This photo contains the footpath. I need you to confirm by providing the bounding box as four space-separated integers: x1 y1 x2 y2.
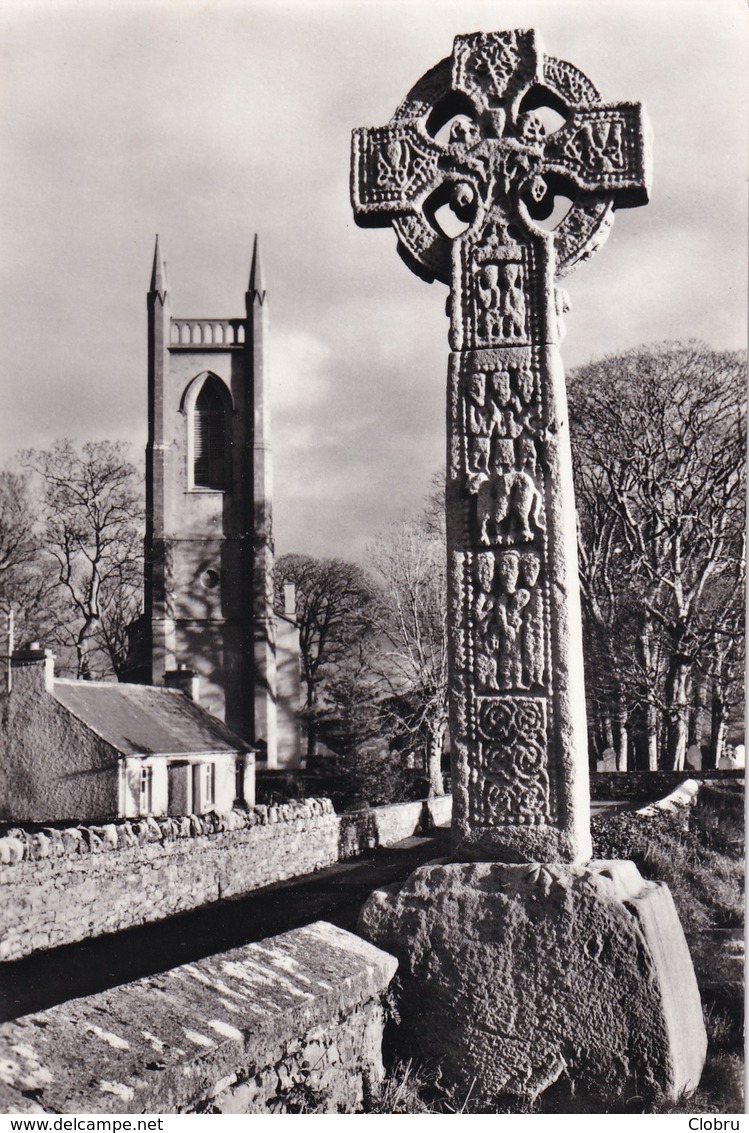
0 800 632 1024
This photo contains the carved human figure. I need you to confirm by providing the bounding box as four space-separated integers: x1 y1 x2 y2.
492 438 516 474
604 121 624 171
489 369 512 410
486 370 521 444
494 551 530 689
517 436 539 476
476 265 504 340
474 552 499 690
376 138 408 188
514 367 534 405
466 371 489 435
519 551 545 687
500 264 526 339
468 436 491 481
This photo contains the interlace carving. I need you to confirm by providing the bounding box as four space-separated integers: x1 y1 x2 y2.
474 696 551 824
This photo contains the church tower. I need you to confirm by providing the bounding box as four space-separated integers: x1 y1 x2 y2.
138 236 283 764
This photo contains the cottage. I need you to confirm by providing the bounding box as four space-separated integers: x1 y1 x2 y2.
0 645 254 824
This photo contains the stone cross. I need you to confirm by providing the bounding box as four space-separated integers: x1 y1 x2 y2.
352 30 651 863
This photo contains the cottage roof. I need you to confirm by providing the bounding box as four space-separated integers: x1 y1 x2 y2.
52 680 248 757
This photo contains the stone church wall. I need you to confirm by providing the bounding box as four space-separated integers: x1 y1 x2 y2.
275 614 302 768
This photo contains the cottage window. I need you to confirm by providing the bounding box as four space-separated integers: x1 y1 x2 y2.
192 761 216 813
139 765 153 814
203 762 216 808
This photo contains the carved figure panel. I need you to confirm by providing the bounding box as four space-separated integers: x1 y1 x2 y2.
462 362 543 495
473 472 544 546
474 259 528 346
472 549 546 693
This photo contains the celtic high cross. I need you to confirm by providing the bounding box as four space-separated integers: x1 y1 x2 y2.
352 30 651 862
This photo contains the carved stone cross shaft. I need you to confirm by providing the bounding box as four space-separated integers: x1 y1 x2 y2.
352 30 651 862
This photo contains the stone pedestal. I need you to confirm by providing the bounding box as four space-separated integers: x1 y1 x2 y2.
359 861 706 1107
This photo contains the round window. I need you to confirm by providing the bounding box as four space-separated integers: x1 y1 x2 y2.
201 569 220 590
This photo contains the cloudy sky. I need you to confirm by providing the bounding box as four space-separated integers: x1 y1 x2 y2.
0 0 746 561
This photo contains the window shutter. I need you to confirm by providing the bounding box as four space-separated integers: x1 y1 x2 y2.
193 378 229 489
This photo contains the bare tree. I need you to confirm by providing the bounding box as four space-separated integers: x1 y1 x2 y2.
368 515 448 796
274 553 375 759
23 440 144 679
0 469 61 666
569 341 746 770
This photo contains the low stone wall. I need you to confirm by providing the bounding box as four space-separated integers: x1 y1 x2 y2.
0 800 338 961
338 794 452 860
591 769 743 801
0 795 453 962
0 921 398 1114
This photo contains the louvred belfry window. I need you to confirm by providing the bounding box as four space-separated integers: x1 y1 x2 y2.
193 377 229 489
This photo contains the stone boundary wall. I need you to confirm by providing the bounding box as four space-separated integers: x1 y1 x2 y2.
0 800 339 961
0 795 453 962
338 794 452 859
590 769 743 801
0 921 398 1115
635 778 701 816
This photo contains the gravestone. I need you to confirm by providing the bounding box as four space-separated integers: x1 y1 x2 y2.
352 30 707 1106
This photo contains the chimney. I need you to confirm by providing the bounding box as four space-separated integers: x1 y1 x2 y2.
10 643 55 694
283 581 296 622
164 664 200 702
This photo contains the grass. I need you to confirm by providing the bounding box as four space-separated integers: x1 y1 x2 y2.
367 782 745 1114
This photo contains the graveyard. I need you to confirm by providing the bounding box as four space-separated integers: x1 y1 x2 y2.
0 3 746 1120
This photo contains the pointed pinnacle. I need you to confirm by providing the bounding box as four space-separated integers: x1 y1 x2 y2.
248 234 267 303
150 235 167 293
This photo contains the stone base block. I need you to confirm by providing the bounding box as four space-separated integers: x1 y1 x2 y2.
359 860 706 1107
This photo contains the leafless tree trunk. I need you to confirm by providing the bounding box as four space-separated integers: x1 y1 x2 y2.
368 517 449 797
570 341 746 772
23 440 143 679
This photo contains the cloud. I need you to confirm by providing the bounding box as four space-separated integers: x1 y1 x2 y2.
269 330 333 414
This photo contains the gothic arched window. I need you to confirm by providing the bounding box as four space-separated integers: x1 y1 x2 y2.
193 376 230 489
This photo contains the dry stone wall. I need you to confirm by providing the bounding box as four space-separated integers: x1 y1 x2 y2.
338 795 453 859
0 921 397 1115
0 795 453 961
590 769 742 802
0 800 338 961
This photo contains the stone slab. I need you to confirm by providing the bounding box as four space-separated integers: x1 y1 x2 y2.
359 860 706 1106
0 921 398 1114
